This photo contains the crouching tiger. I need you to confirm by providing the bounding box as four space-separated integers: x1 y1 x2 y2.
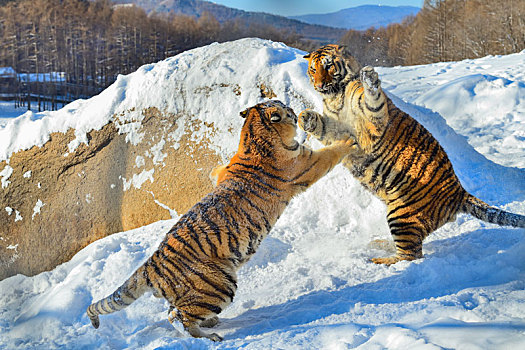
86 100 357 341
300 44 525 265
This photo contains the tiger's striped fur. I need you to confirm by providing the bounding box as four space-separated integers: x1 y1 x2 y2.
300 44 525 265
86 100 356 341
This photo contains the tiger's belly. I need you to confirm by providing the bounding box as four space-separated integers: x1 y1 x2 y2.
347 156 390 201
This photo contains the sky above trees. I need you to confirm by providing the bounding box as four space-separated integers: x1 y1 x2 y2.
211 0 423 16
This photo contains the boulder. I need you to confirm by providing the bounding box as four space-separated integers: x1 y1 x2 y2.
0 108 223 279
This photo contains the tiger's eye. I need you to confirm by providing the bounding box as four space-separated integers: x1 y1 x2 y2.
270 112 281 122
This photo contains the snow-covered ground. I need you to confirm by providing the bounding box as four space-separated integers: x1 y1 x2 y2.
0 39 524 349
0 101 27 126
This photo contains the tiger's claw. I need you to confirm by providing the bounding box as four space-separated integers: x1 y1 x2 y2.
298 109 320 133
360 66 380 94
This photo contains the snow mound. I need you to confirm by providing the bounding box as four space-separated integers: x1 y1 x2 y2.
0 38 320 162
0 40 524 349
415 74 525 168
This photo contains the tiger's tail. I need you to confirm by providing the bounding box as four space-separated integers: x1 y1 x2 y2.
463 194 525 228
87 265 149 329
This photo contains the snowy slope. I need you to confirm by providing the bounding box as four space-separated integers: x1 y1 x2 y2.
0 39 524 349
376 53 525 169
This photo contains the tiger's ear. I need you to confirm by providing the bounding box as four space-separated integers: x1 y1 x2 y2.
303 52 311 59
240 108 249 118
337 45 352 60
338 46 362 77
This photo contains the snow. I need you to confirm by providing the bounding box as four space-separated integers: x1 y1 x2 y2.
0 101 27 126
149 139 167 166
0 164 13 188
0 39 524 349
14 210 23 222
0 67 16 77
122 168 155 191
31 199 45 220
17 72 66 83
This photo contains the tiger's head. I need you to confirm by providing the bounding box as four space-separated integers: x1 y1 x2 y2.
304 44 362 96
210 100 300 185
238 100 299 159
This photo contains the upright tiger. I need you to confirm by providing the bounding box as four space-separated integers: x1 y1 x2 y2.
86 100 356 341
299 44 525 265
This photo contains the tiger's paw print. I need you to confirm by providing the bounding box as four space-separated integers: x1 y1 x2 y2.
360 66 380 95
298 109 320 133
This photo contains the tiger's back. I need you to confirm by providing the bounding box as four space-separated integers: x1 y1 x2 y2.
86 100 354 341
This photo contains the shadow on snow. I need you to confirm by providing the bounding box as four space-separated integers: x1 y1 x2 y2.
219 227 525 340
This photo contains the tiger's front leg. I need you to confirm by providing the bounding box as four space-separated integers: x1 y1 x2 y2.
360 66 381 97
298 109 363 162
360 66 385 114
299 109 354 145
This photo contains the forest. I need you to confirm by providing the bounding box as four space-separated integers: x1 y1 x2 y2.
344 0 525 66
0 0 523 111
0 0 301 110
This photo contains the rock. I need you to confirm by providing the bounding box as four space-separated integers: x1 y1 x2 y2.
0 107 222 279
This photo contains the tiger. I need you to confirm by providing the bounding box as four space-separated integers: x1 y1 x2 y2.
299 44 525 265
86 100 357 341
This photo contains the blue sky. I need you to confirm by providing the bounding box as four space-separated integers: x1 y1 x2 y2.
210 0 423 16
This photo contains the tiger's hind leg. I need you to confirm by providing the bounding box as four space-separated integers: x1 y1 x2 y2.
371 214 426 265
168 307 223 341
167 260 237 341
200 316 219 328
168 305 219 329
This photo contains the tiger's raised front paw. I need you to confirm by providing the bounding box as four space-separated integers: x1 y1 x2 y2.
298 109 320 133
360 66 380 94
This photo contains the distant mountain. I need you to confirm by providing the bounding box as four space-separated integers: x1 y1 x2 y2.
290 5 420 30
112 0 346 43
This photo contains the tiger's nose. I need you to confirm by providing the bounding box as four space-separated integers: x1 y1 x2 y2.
315 82 324 89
